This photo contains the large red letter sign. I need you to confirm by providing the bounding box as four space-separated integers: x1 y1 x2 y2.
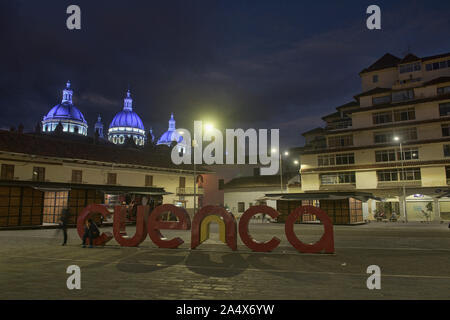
191 205 237 251
113 205 149 247
284 205 334 253
238 205 281 252
147 204 191 249
77 204 113 246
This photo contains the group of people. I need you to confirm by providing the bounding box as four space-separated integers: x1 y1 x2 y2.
59 208 100 247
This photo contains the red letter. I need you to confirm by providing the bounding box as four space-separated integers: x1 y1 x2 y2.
77 204 113 246
284 205 334 253
191 205 237 251
238 205 280 252
113 205 149 247
148 204 191 248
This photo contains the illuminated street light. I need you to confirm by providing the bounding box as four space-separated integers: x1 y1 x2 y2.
394 136 408 223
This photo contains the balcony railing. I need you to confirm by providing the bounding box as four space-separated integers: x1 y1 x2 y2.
176 187 204 195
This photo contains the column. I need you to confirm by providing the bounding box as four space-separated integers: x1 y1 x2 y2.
433 198 441 221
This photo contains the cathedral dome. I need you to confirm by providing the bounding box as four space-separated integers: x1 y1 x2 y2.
42 81 88 136
110 110 145 130
108 90 146 146
44 103 87 124
157 113 186 153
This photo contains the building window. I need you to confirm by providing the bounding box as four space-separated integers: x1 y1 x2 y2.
437 86 450 95
426 60 449 71
446 166 450 179
399 62 421 73
1 164 14 180
145 175 153 187
392 89 414 102
107 173 117 185
394 107 415 121
395 128 418 141
400 148 419 160
375 148 418 162
377 168 421 182
32 167 45 182
327 135 353 148
372 95 391 105
442 124 450 137
374 131 394 144
318 155 335 166
319 154 356 166
238 202 245 213
439 103 450 117
218 179 224 190
375 149 396 162
444 145 450 157
43 191 69 224
372 75 378 83
71 170 82 183
320 172 355 185
372 111 392 124
179 177 186 188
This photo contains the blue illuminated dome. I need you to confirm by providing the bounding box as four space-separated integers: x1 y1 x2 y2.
42 81 88 135
157 113 186 152
108 90 146 146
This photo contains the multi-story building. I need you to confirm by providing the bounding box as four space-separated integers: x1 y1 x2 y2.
299 52 450 222
0 129 208 228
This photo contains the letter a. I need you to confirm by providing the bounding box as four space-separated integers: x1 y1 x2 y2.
366 5 381 30
366 265 381 290
66 265 81 290
66 5 81 30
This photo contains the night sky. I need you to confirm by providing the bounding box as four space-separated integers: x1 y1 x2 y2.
1 0 449 149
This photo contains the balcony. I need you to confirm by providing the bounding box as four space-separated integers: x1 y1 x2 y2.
176 187 204 196
325 120 352 131
377 181 421 188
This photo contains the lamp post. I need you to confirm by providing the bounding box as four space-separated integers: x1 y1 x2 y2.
192 138 197 217
394 136 408 223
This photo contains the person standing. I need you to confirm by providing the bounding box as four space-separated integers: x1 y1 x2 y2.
59 208 70 246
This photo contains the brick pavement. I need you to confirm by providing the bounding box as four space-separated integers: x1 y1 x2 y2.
0 222 449 300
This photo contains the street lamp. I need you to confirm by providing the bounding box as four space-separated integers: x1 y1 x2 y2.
193 123 214 216
394 136 408 223
273 149 290 193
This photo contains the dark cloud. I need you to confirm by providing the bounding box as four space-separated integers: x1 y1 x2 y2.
0 0 449 147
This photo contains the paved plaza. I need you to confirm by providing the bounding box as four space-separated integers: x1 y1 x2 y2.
0 221 449 300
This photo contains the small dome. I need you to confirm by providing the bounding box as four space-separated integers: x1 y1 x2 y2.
157 130 183 145
157 113 184 146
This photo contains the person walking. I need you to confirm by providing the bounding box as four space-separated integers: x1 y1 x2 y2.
59 208 70 246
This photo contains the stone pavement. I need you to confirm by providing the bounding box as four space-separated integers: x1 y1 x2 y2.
0 221 449 300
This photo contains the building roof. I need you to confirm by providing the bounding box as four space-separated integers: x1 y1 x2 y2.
224 173 297 189
422 76 450 87
422 52 450 62
399 53 420 64
321 111 340 121
354 87 391 99
301 127 324 136
360 53 401 74
0 130 208 173
336 101 359 111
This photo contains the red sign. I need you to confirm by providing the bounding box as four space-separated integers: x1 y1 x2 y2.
77 204 334 254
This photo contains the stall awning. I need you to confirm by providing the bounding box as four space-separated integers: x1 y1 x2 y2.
263 192 380 202
0 180 170 196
